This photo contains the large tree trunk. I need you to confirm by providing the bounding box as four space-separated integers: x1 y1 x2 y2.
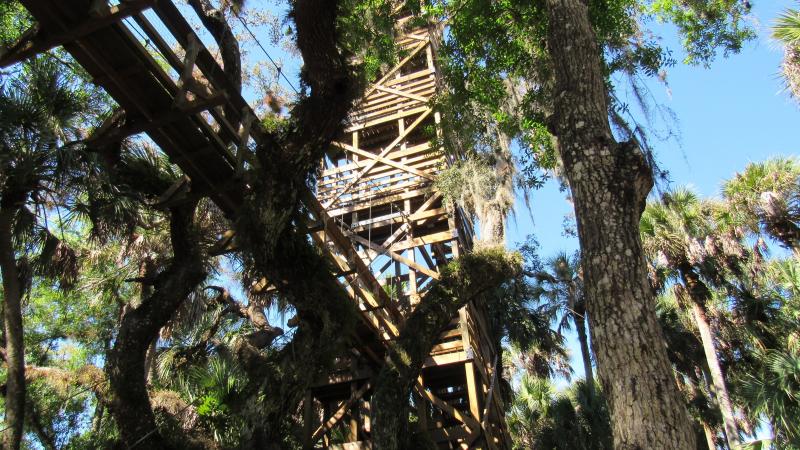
679 264 740 449
0 205 25 450
105 201 207 450
573 307 595 393
371 248 519 450
224 1 369 444
542 0 696 447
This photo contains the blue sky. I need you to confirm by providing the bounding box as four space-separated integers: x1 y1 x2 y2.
508 1 800 383
514 0 800 254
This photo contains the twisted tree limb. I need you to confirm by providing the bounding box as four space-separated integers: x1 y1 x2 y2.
371 248 521 450
105 199 207 450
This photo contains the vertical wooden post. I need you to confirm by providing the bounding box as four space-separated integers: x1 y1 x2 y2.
303 390 314 450
416 376 428 432
406 198 418 306
322 402 331 448
361 396 371 434
352 131 359 162
465 362 481 430
349 382 360 442
461 309 481 423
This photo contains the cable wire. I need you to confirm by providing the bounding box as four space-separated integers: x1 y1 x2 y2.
235 15 299 94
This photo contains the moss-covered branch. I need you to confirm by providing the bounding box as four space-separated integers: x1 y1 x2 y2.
371 247 522 450
105 200 207 450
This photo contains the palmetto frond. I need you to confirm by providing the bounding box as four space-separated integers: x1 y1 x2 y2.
773 8 800 46
741 348 800 446
723 157 800 248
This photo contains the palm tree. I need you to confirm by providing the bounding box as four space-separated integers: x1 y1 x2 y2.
641 188 742 449
738 257 800 448
529 252 595 395
656 289 727 450
773 5 800 101
0 56 96 449
508 374 611 450
723 157 800 251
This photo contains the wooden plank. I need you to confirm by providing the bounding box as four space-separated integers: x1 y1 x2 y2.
351 207 445 233
347 105 430 132
326 108 433 208
415 383 481 432
390 230 457 253
350 233 440 280
320 142 434 179
361 39 428 99
422 350 468 368
0 0 155 67
430 340 464 355
332 142 434 180
88 95 228 146
464 361 482 428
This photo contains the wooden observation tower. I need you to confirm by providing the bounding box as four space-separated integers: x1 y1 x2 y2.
305 16 510 450
0 1 509 448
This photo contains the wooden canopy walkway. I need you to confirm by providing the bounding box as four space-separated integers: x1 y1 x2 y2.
1 1 510 448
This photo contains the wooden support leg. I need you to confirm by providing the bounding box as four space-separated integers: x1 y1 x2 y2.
322 402 331 449
416 376 428 432
349 382 359 442
465 362 481 424
361 397 371 435
303 391 314 450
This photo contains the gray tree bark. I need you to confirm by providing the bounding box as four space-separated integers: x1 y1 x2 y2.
0 204 25 450
542 0 696 447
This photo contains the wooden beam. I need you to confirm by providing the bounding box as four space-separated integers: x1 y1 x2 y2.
0 0 155 68
375 84 429 103
464 361 482 428
333 142 434 181
478 355 500 450
88 95 227 146
350 233 440 280
303 190 399 320
390 229 457 253
311 382 371 444
303 391 314 450
324 108 432 208
361 39 428 99
414 382 481 432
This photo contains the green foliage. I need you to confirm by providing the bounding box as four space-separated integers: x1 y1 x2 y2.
432 0 754 191
509 375 612 450
637 164 800 446
337 0 397 80
773 6 800 45
646 0 755 65
0 0 30 46
741 345 800 448
722 157 800 249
